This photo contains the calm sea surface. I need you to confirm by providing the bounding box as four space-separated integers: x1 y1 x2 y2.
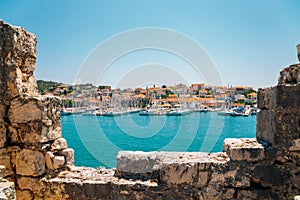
61 112 256 168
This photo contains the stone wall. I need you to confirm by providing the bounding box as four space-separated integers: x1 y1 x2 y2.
0 20 299 199
0 20 74 199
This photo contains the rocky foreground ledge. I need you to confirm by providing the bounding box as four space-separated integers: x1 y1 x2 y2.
0 20 299 199
30 146 265 199
23 136 298 199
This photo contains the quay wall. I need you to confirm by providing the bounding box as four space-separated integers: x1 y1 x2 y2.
0 20 299 200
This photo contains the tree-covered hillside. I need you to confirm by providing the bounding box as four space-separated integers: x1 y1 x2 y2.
37 80 61 94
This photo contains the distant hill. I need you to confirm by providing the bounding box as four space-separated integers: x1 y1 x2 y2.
37 80 61 94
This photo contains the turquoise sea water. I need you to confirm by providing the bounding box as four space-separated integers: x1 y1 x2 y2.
61 112 256 168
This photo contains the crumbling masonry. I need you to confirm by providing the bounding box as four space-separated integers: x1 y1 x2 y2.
0 21 299 200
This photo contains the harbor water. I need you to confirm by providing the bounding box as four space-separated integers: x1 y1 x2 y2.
61 112 256 168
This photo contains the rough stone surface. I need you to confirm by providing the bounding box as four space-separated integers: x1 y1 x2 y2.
45 151 55 170
0 165 5 177
257 86 300 148
0 153 10 178
0 20 74 199
0 165 15 200
45 151 65 170
0 20 38 105
159 162 199 186
8 98 42 123
290 139 300 151
0 147 19 178
0 121 6 148
257 78 300 150
223 138 264 162
257 85 300 111
117 151 228 173
0 180 15 200
16 190 33 200
8 95 62 146
16 149 45 176
59 148 74 166
116 151 229 182
52 156 65 169
278 63 300 85
1 20 300 200
17 177 40 192
51 138 68 152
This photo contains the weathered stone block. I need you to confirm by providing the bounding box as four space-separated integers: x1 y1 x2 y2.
117 151 228 174
0 165 5 177
222 188 236 199
59 148 74 166
223 138 264 162
8 96 62 145
256 109 276 145
289 139 300 151
53 156 65 169
17 177 40 191
16 190 33 200
275 84 300 109
117 151 229 184
45 151 65 170
253 165 291 187
43 123 62 142
45 151 55 170
160 162 198 186
257 86 277 110
9 122 62 147
204 187 236 200
0 121 6 148
210 168 250 188
0 105 5 125
0 154 12 178
117 151 162 174
16 149 45 176
237 190 257 200
290 151 300 165
196 171 209 188
258 84 300 110
293 168 300 189
51 138 68 152
0 147 20 177
8 95 61 124
8 98 42 123
278 64 300 85
257 108 300 147
0 180 16 200
0 21 38 101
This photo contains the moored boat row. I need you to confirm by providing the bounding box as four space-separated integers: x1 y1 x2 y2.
61 106 258 117
217 106 258 117
166 109 193 116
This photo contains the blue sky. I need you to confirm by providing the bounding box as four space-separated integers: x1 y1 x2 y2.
1 0 299 89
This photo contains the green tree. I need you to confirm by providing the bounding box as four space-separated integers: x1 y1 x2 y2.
243 89 256 98
165 89 174 97
37 80 60 94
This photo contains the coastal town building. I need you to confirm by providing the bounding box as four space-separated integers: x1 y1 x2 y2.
38 80 257 110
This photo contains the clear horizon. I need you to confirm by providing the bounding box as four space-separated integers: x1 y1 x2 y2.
1 1 299 90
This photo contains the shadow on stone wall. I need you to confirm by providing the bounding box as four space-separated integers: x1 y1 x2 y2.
0 20 299 200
